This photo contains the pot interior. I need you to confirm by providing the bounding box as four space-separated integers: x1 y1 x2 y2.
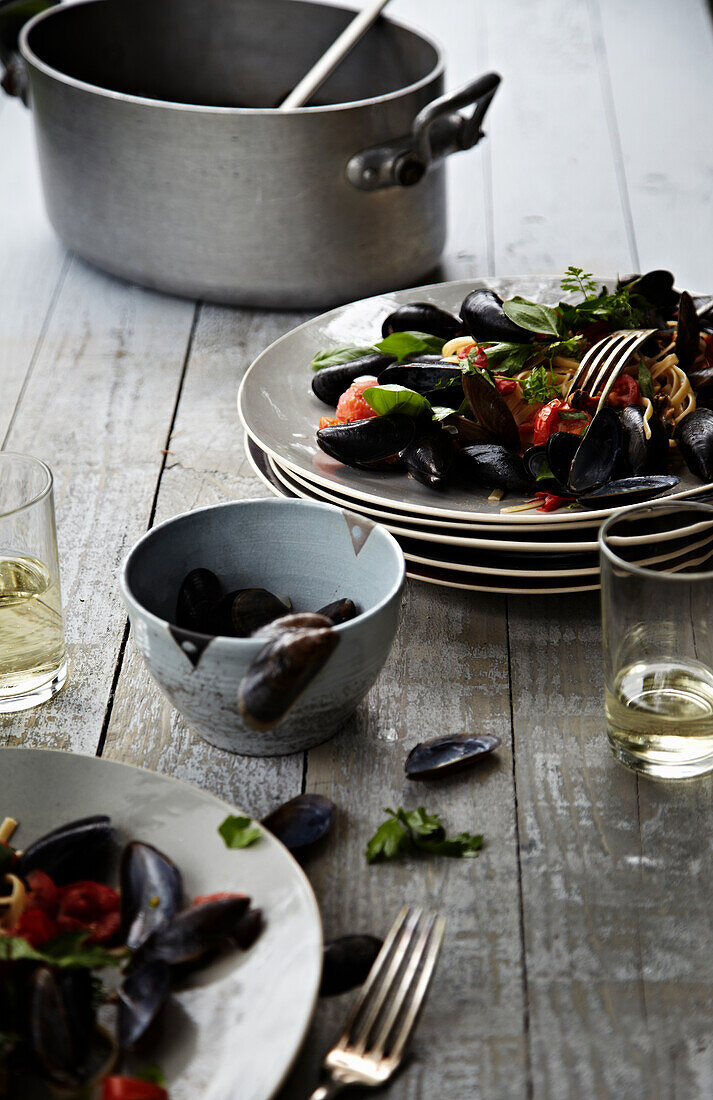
25 0 440 108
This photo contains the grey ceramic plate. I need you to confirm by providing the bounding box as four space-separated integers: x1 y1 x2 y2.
0 749 322 1100
238 275 710 526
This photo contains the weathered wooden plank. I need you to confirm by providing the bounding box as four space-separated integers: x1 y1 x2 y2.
0 99 68 442
0 259 194 751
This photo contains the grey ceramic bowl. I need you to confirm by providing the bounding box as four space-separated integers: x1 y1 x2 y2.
120 498 405 755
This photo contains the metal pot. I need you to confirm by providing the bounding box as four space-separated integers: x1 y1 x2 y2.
2 0 499 307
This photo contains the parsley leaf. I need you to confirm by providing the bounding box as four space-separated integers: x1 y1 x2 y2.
560 266 599 298
502 297 564 337
218 814 262 849
310 345 376 371
374 331 444 361
521 365 560 404
366 807 483 864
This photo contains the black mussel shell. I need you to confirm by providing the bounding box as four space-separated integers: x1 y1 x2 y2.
377 363 464 396
694 296 713 334
121 841 184 953
422 383 467 410
675 291 701 374
317 415 415 468
263 793 336 854
143 895 250 965
238 627 339 731
311 354 394 407
175 568 222 632
316 598 358 625
674 408 713 481
381 303 463 341
17 816 114 885
118 959 171 1049
402 428 454 489
230 907 265 950
213 587 290 638
30 966 95 1088
320 935 383 997
625 270 679 316
252 612 333 640
522 445 560 494
460 288 532 344
405 733 501 780
546 431 581 490
447 415 494 445
568 408 620 495
577 475 679 509
462 371 520 450
620 405 669 475
457 444 531 492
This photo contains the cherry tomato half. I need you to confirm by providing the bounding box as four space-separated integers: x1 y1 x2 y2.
607 374 640 408
102 1076 168 1100
532 400 591 447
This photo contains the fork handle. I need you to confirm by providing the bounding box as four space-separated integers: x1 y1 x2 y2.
309 1080 347 1099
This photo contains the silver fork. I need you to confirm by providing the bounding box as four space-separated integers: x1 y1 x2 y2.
309 906 446 1099
565 328 657 410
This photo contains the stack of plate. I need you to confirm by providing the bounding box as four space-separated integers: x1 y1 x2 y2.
238 277 711 595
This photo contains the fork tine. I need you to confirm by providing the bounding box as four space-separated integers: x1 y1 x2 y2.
369 910 437 1059
386 913 446 1064
593 329 657 411
566 331 630 396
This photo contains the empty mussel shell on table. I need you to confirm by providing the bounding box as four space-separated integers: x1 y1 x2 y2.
213 587 290 638
238 627 339 731
252 612 334 641
457 444 531 492
402 427 454 489
405 733 502 779
381 302 464 341
567 408 621 495
460 288 532 343
118 959 171 1049
262 794 336 855
320 935 383 996
317 414 416 468
142 895 250 966
675 408 713 481
577 475 680 509
16 816 114 885
175 568 223 633
316 598 358 625
462 370 520 450
120 841 184 953
620 405 669 475
311 354 395 407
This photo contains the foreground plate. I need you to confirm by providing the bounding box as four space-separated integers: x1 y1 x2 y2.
238 275 710 526
1 749 322 1100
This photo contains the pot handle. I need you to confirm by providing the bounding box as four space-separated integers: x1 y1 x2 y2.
0 0 58 101
346 71 501 191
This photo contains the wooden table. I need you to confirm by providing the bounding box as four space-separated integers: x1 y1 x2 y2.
2 1 713 1096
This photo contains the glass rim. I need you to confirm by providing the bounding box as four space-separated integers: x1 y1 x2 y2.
0 452 54 519
599 499 713 582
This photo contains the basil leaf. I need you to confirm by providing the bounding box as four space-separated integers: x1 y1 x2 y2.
558 411 588 421
536 458 555 482
0 932 123 970
218 814 262 849
502 296 563 336
362 385 432 418
138 1065 168 1088
310 345 376 371
374 331 444 362
638 360 655 400
483 342 535 374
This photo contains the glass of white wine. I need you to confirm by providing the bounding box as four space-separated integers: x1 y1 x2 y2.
0 453 66 712
600 499 713 779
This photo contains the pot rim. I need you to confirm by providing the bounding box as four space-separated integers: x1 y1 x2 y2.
20 0 445 115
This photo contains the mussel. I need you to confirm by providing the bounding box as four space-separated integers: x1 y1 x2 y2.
16 815 114 885
118 960 171 1049
381 303 463 341
376 362 464 395
546 431 581 489
620 270 679 317
460 289 532 344
402 427 454 489
675 291 701 374
252 612 333 640
674 408 713 481
317 414 416 469
120 841 184 953
238 626 339 731
230 907 265 950
311 354 394 407
577 475 679 509
262 793 336 855
316 598 358 625
620 405 669 475
175 568 222 632
567 408 621 495
213 587 290 637
405 733 502 780
320 935 383 996
30 966 95 1088
462 371 520 450
142 894 250 966
457 444 531 492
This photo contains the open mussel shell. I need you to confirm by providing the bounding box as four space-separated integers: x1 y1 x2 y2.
238 627 339 731
675 291 701 374
522 442 571 496
620 405 669 475
462 371 520 450
381 302 463 341
674 408 713 481
262 793 336 855
213 587 290 638
175 568 222 632
30 966 95 1088
577 475 679 509
457 444 531 492
405 733 502 780
460 288 532 344
118 959 171 1049
317 414 415 468
546 432 580 489
402 427 454 489
17 816 114 885
316 598 358 625
320 934 383 997
311 354 394 407
142 894 250 965
376 363 464 396
567 408 621 495
121 841 184 953
446 414 494 445
230 907 265 950
252 612 333 641
620 269 679 316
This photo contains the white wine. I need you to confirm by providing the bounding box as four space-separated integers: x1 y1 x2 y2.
606 659 713 778
0 555 66 709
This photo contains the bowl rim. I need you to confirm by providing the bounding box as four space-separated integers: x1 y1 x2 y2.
119 497 406 648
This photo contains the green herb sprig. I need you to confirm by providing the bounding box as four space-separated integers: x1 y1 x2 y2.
218 815 262 849
366 806 483 864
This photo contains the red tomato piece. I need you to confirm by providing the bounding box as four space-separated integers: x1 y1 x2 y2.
56 880 121 944
607 374 640 408
457 342 478 359
318 416 340 430
494 375 518 394
26 870 60 916
334 378 379 423
537 493 569 513
101 1076 168 1100
11 907 58 948
532 399 591 446
193 891 247 906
